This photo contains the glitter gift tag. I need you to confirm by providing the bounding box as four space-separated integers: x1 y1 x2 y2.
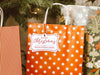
29 33 60 52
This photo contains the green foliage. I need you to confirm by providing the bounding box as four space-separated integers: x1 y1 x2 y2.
88 0 96 3
0 0 75 30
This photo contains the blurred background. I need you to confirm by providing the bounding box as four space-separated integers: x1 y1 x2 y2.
0 0 100 75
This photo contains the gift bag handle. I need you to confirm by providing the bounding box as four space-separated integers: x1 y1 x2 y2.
0 7 3 27
43 3 69 35
0 7 3 75
43 3 67 24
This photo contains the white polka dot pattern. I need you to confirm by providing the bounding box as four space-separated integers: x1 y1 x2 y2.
26 23 85 75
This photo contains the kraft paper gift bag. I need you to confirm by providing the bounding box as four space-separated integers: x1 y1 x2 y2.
26 3 85 75
0 7 22 75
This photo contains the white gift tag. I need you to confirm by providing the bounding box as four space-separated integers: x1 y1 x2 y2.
29 33 60 52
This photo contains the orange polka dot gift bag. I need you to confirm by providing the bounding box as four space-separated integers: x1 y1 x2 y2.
26 3 85 75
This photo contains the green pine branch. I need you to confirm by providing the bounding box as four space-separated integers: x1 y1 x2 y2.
0 0 75 30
